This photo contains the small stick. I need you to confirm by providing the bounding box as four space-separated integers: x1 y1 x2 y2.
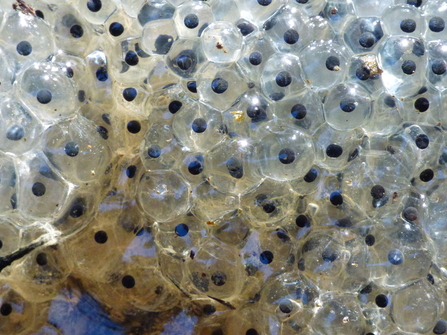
12 0 36 16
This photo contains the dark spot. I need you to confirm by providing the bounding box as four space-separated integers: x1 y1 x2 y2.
371 185 385 199
304 168 318 182
125 51 139 66
211 78 228 94
297 257 305 271
31 182 46 197
414 97 429 112
415 134 429 149
87 0 102 12
211 271 227 286
122 275 135 288
375 294 388 308
384 95 396 108
427 273 435 285
402 60 416 75
275 71 292 87
96 126 108 140
175 223 189 237
94 230 108 244
330 191 343 206
336 218 352 227
356 65 370 80
188 160 203 175
126 165 137 178
255 194 276 213
296 215 310 228
403 207 418 221
184 14 199 29
420 169 434 182
37 90 52 104
365 234 375 246
348 148 359 162
246 105 266 121
78 90 86 102
278 148 295 164
276 229 290 243
434 320 447 334
359 32 376 48
407 0 422 6
283 29 299 44
192 118 207 133
340 97 356 112
123 88 137 102
177 54 193 71
109 22 124 36
148 144 161 158
226 157 243 179
257 0 272 5
322 248 337 262
36 10 44 19
260 251 274 264
326 56 340 71
432 60 447 75
6 125 24 141
16 41 32 56
291 104 307 119
388 249 404 265
65 142 79 157
70 25 84 38
65 67 74 78
237 22 255 36
0 303 12 316
430 17 445 32
187 81 197 93
36 252 48 266
400 19 416 33
203 304 216 315
360 284 372 294
154 34 174 54
326 144 343 158
168 101 182 114
127 120 141 134
96 67 108 81
279 299 293 314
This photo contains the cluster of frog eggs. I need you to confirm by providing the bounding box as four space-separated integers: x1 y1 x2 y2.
3 0 447 334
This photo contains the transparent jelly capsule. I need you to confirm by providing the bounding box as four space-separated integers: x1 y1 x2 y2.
290 0 327 17
263 6 310 53
351 0 390 17
173 1 214 38
211 0 240 23
240 227 295 282
273 88 324 133
382 5 425 37
313 124 364 171
241 179 296 225
17 154 69 220
0 96 42 155
197 62 248 110
399 85 441 125
141 19 177 55
392 279 440 333
312 294 365 335
8 246 69 303
348 54 384 93
0 218 21 258
323 0 356 33
0 48 13 93
424 0 447 42
261 53 305 102
378 36 427 98
237 0 284 26
363 91 402 136
178 152 206 185
0 284 36 335
222 89 274 140
54 5 92 57
201 21 243 63
212 210 251 246
154 214 208 257
0 154 17 215
324 82 373 131
75 0 117 25
427 41 447 91
41 116 112 183
14 61 79 122
256 127 315 181
137 1 175 26
146 56 178 91
186 240 244 299
205 138 262 195
166 38 206 80
300 41 349 91
343 17 384 54
191 180 239 222
172 101 224 152
0 12 54 68
138 170 190 223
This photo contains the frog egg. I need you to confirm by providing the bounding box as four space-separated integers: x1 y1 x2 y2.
178 152 206 185
323 0 357 33
323 82 373 131
141 19 177 56
75 0 117 25
205 138 262 196
0 96 42 155
186 240 244 299
16 153 69 221
256 127 315 181
263 6 310 53
427 40 447 91
300 40 350 91
14 61 79 122
343 17 384 54
382 5 425 37
378 36 427 98
173 1 214 38
0 12 54 68
54 5 93 57
363 91 403 136
172 102 225 152
424 0 447 42
41 116 112 183
261 53 305 102
137 1 175 27
201 21 243 63
138 170 190 223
